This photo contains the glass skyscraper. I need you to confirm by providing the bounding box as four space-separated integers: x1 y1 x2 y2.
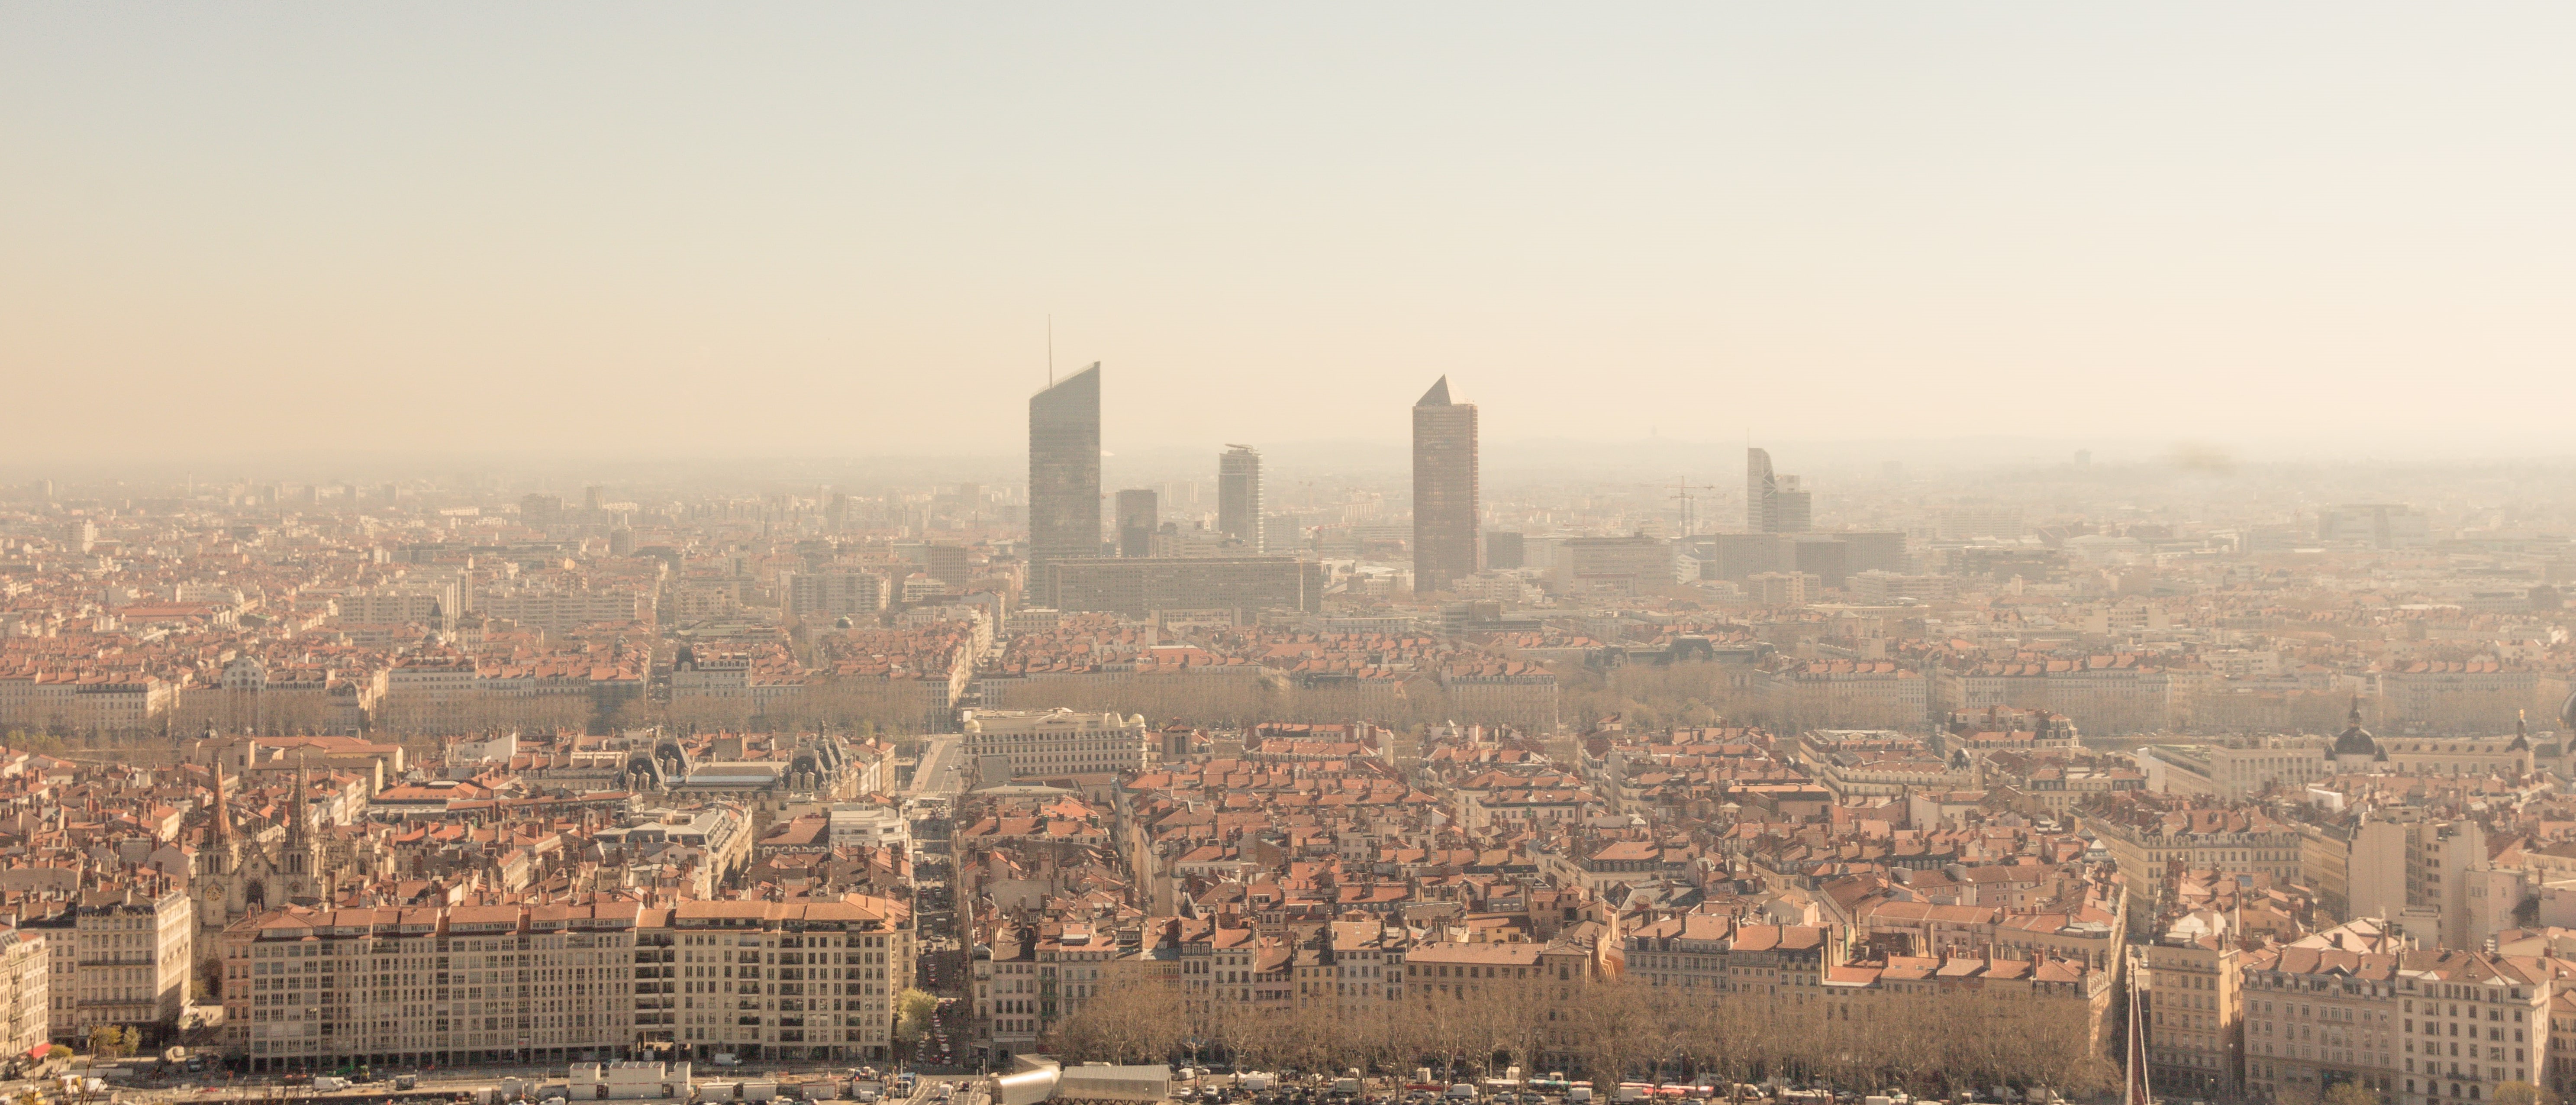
1028 363 1102 566
1748 446 1811 533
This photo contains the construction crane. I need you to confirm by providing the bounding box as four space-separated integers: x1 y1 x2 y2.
1668 477 1722 537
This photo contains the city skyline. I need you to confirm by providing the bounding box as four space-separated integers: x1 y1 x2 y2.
16 5 2576 1097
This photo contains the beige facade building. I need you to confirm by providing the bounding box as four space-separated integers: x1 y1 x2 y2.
32 886 193 1042
477 591 655 632
2140 920 2245 1100
0 925 49 1057
2137 738 2332 800
0 673 177 736
663 899 915 1063
961 709 1152 781
217 897 912 1072
1762 662 1929 732
2242 924 2552 1105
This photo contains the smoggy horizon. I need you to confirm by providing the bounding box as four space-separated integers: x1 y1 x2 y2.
10 5 2576 466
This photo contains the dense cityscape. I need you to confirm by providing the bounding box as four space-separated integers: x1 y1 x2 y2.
2 365 2575 1105
13 8 2576 1105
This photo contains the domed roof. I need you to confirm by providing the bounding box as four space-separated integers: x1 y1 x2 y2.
2332 697 2378 757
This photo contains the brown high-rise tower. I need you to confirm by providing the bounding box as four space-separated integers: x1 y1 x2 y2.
1412 376 1479 593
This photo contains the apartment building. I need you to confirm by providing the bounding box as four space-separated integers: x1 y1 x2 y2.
0 924 49 1057
2244 939 2548 1105
2083 806 2305 930
1438 665 1562 735
2141 921 2245 1100
1626 914 1732 992
783 571 890 622
1761 662 1930 732
31 886 193 1043
2348 816 2495 953
2371 665 2540 736
1794 730 1973 800
2241 943 2402 1101
217 897 912 1072
1317 922 1399 1004
977 937 1045 1060
664 898 915 1063
334 591 456 632
2401 953 2550 1105
0 673 178 736
478 591 655 632
972 920 1122 1063
220 903 643 1071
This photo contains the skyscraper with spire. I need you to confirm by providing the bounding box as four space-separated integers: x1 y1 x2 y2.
1412 376 1480 593
1028 363 1103 567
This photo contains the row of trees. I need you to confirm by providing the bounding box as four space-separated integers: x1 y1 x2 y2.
1559 662 1764 736
983 670 1549 731
1038 976 2115 1099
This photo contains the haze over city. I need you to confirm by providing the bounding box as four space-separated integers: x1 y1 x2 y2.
13 9 2576 1105
10 5 2576 466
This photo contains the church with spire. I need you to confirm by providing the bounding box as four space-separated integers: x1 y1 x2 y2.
193 743 342 940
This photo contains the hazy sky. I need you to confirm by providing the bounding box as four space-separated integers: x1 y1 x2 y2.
7 5 2575 466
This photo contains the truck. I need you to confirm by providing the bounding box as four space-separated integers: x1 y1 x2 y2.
312 1077 352 1092
1238 1074 1275 1093
395 1076 418 1091
1567 1089 1594 1104
1332 1079 1363 1099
